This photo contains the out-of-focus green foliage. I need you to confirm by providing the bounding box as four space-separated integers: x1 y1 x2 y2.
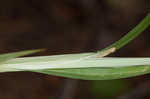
89 80 129 99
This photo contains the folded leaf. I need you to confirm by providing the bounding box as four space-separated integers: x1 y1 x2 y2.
0 52 150 80
1 52 150 70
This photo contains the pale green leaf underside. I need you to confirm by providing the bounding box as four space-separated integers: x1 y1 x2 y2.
1 52 150 70
0 52 150 80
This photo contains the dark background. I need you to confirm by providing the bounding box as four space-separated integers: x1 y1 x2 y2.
0 0 150 99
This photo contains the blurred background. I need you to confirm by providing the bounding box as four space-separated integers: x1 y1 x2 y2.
0 0 150 99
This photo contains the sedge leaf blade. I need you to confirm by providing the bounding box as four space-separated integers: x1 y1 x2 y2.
33 66 150 80
0 49 43 63
2 52 150 70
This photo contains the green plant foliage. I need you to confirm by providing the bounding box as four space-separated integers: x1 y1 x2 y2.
0 49 43 63
34 65 150 80
90 80 129 98
3 54 150 69
1 53 150 80
98 13 150 52
0 14 150 80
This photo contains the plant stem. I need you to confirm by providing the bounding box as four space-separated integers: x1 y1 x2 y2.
98 13 150 54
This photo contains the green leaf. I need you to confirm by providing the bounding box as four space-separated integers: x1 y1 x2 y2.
2 53 150 70
0 53 150 80
0 49 43 63
0 14 149 80
98 13 150 53
34 66 150 80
